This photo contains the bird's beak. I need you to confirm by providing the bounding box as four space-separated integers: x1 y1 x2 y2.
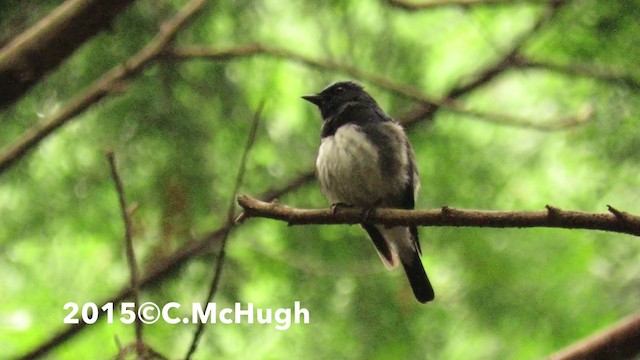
302 94 323 106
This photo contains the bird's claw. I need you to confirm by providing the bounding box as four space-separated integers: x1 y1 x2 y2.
361 199 383 223
330 202 352 215
360 207 374 223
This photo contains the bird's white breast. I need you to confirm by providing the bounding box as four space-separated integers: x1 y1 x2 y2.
316 124 387 206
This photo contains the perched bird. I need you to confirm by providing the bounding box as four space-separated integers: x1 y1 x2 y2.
302 81 435 303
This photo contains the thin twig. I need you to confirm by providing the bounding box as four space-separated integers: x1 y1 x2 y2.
167 44 591 130
451 0 568 97
16 171 314 360
547 310 640 360
237 195 640 237
386 0 547 11
0 0 206 175
106 152 143 354
395 0 570 130
451 103 594 131
114 342 170 360
184 101 265 360
513 55 640 91
0 0 573 178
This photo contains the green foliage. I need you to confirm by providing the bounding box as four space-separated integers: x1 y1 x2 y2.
1 0 640 359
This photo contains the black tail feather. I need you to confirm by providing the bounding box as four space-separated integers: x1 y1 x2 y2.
401 252 435 303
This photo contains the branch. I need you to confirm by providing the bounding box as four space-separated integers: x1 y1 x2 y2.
386 0 547 11
166 44 445 106
106 152 144 355
548 310 640 360
167 44 591 130
184 101 264 360
0 0 206 176
237 196 640 237
0 0 136 108
0 0 573 177
399 0 570 128
450 0 568 97
513 55 640 91
444 102 593 131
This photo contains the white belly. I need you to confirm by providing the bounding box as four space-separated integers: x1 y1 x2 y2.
316 125 386 206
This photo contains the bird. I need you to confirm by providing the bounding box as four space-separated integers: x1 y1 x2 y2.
302 80 435 303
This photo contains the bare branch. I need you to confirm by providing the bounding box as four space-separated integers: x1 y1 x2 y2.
386 0 547 11
513 55 640 91
115 342 169 360
0 0 574 177
548 311 640 360
0 0 136 108
184 101 265 360
166 44 445 106
0 0 206 176
167 44 591 130
450 0 568 96
237 195 640 237
396 0 570 129
106 152 143 355
444 102 593 130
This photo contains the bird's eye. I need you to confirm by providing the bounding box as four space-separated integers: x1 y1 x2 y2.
335 86 344 92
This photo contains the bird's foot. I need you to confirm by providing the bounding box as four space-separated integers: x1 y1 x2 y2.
360 207 374 223
360 199 383 223
330 202 353 215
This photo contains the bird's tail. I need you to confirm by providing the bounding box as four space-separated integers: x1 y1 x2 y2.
401 249 435 303
362 224 435 303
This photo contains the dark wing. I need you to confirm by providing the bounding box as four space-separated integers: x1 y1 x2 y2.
403 140 421 254
402 139 418 210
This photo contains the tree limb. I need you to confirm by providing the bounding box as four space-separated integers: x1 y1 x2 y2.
547 310 640 360
15 168 313 360
0 0 206 176
386 0 547 11
106 152 144 355
167 44 591 130
184 101 264 360
0 0 136 108
237 195 640 237
513 55 640 91
0 0 573 177
450 0 567 97
397 0 570 127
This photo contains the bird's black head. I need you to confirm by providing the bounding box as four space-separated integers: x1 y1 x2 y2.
302 81 374 119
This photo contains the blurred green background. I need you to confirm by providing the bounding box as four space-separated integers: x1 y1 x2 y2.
1 0 640 359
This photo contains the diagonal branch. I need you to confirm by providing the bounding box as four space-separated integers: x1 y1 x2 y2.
0 0 206 176
0 0 573 177
167 44 591 130
166 44 446 108
450 0 568 97
395 0 570 127
386 0 548 11
237 195 640 237
547 310 640 360
184 101 265 360
106 152 143 355
513 55 640 91
0 0 136 108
